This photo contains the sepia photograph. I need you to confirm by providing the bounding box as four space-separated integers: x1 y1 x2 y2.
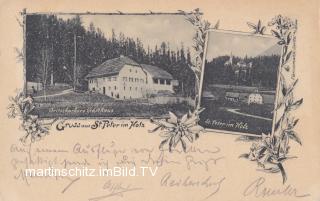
199 30 281 135
25 13 197 118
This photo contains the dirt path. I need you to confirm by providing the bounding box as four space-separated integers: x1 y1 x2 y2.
34 89 73 99
226 108 272 121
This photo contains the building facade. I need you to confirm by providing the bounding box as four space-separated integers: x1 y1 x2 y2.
248 92 263 104
86 56 175 100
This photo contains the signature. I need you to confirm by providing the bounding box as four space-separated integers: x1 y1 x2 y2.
243 177 311 198
185 155 225 171
88 180 143 201
160 172 225 200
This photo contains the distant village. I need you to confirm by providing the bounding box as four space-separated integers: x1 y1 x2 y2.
202 53 277 106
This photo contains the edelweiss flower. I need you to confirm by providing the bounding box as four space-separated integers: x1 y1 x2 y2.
150 110 204 152
22 116 39 135
268 15 296 30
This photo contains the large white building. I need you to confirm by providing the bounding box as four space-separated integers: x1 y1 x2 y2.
85 56 175 99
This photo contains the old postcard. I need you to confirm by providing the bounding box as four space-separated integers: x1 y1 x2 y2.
0 0 319 201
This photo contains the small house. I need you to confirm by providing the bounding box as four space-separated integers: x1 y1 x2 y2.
225 92 240 102
248 92 263 104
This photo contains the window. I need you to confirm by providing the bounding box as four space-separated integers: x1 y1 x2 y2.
123 77 127 81
135 70 137 73
160 79 165 85
129 77 133 82
153 78 158 84
92 87 95 91
130 87 132 91
135 78 139 82
140 79 144 83
129 69 132 72
108 86 111 90
124 86 126 90
114 86 117 90
166 80 171 85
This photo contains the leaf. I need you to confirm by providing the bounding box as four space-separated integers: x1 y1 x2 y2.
288 98 303 111
286 32 292 44
260 26 266 34
213 20 220 29
287 130 302 145
277 163 287 184
283 45 288 57
284 51 292 63
282 85 287 96
291 118 299 128
278 40 285 45
274 114 284 131
148 125 162 133
159 138 169 150
239 153 249 159
168 136 174 152
286 79 298 95
180 139 187 152
257 20 261 30
195 133 199 140
257 166 280 173
247 22 257 29
271 30 281 39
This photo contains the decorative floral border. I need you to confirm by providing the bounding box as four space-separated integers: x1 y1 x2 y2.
237 15 301 184
150 12 302 184
7 91 57 143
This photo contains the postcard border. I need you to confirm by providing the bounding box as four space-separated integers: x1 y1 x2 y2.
198 29 282 137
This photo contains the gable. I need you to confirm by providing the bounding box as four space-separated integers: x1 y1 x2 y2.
140 64 173 80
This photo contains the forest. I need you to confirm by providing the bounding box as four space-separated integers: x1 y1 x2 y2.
26 15 196 97
204 55 280 90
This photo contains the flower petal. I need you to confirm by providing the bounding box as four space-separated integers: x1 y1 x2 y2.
168 112 178 124
180 113 188 124
188 125 204 133
157 120 176 128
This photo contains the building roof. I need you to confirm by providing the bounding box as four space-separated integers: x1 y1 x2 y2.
85 56 140 79
140 64 173 80
225 92 240 98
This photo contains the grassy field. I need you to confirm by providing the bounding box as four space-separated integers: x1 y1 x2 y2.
32 92 192 118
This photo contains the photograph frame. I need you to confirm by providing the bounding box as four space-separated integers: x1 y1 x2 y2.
198 28 283 137
22 11 200 120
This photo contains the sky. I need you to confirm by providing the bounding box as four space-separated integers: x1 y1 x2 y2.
59 14 196 54
205 31 281 60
